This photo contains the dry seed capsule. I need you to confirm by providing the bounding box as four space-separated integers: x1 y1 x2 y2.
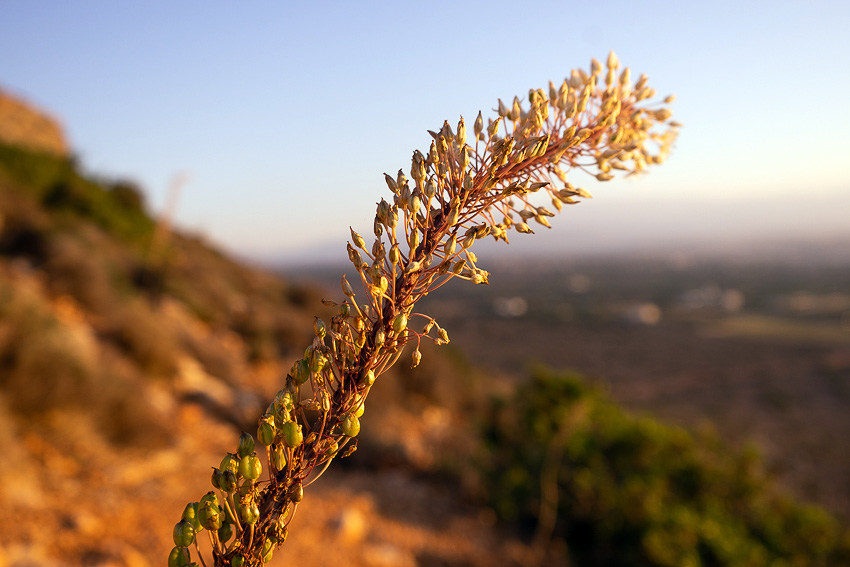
389 243 400 265
374 327 386 347
173 519 195 547
237 432 255 458
342 414 361 438
281 421 304 448
411 348 421 368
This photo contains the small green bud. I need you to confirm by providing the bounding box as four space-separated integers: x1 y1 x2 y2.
341 414 361 438
311 351 327 374
237 432 255 459
295 358 310 385
239 454 262 481
168 546 191 567
281 421 304 448
173 519 195 547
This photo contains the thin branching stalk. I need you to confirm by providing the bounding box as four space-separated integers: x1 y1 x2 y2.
168 52 678 567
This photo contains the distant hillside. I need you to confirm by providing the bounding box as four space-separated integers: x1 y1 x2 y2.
0 88 68 156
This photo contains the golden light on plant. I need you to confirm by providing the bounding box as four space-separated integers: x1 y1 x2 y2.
170 52 678 567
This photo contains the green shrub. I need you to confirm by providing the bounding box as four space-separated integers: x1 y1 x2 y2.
479 367 850 566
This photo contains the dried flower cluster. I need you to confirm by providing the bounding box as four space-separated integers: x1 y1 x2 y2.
169 52 678 567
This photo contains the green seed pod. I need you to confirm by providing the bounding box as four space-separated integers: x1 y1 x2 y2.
358 369 376 387
211 467 225 490
339 303 350 317
240 501 260 525
239 454 262 481
289 481 304 503
374 327 385 348
219 453 239 475
237 432 255 458
294 358 310 385
271 443 287 471
221 470 237 493
341 414 361 438
311 351 327 374
281 421 303 448
198 500 222 531
168 546 191 567
218 522 233 543
354 402 365 418
262 538 274 563
258 416 276 447
173 519 196 547
314 317 327 338
392 313 408 334
231 554 245 567
182 502 202 532
200 491 220 509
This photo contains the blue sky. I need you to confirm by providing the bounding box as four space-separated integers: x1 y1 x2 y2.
2 1 849 263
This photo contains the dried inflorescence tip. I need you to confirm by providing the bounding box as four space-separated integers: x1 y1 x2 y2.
174 53 677 567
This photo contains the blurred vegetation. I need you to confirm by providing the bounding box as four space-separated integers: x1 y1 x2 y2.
478 367 850 566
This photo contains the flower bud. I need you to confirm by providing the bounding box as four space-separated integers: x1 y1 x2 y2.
281 421 304 448
237 432 255 458
173 519 196 547
341 414 361 438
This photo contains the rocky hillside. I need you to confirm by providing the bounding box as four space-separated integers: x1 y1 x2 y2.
0 88 68 156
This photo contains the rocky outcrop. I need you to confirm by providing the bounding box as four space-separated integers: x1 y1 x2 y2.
0 88 68 156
